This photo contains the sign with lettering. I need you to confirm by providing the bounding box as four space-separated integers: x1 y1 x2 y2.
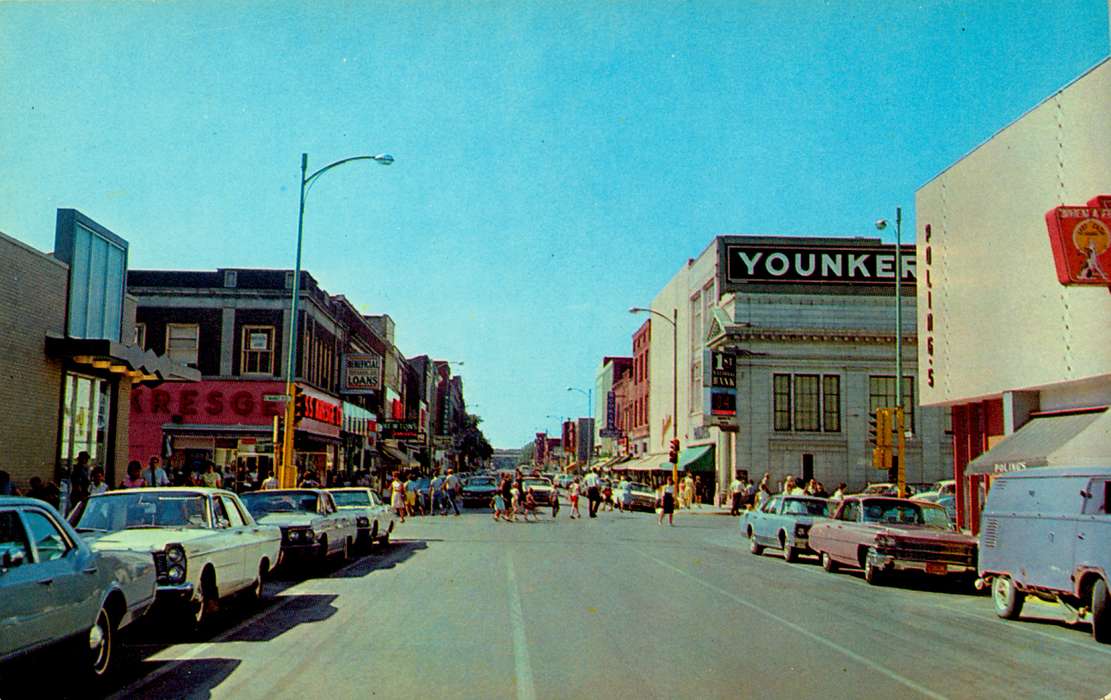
1045 195 1111 287
702 349 739 431
723 242 916 289
342 352 383 394
381 421 420 440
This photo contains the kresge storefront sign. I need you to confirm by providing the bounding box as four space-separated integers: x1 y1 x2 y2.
1045 195 1111 287
342 352 383 394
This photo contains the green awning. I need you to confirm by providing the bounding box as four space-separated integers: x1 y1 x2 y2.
678 444 714 472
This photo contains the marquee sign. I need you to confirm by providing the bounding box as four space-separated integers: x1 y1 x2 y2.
1046 195 1111 286
723 242 916 289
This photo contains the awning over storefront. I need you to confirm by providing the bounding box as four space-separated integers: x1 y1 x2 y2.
966 409 1110 475
625 453 671 472
380 444 419 469
45 334 200 385
603 454 632 471
678 443 715 472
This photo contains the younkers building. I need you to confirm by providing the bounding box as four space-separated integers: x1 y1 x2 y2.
646 235 952 501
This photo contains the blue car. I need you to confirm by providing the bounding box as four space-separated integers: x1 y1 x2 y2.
0 497 157 682
741 495 830 562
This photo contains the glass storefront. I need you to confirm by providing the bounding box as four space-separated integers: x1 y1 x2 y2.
59 371 112 476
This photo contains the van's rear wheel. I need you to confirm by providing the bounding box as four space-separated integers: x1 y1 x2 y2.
1091 578 1109 643
992 575 1024 620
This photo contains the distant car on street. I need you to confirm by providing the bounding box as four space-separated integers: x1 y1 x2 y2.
1 497 157 682
328 487 396 549
742 495 830 562
978 466 1111 643
808 496 978 587
626 482 658 511
461 476 500 507
239 489 357 567
520 477 555 505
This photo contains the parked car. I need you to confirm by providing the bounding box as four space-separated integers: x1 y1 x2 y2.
742 495 830 562
626 481 658 512
69 487 280 628
808 496 978 586
977 466 1110 642
913 479 957 504
239 489 357 567
328 487 396 548
461 475 500 506
520 476 555 505
858 482 917 497
1 497 157 682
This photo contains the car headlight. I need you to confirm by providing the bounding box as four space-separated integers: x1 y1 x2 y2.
166 544 185 563
875 534 896 549
167 564 186 584
356 516 369 527
795 524 809 538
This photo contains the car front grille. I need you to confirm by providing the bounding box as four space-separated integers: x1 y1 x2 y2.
892 540 976 566
152 551 169 584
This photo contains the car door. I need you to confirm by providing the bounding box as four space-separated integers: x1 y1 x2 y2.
209 496 245 592
754 496 781 544
829 500 860 563
320 493 347 551
0 507 46 656
218 495 251 592
19 507 99 647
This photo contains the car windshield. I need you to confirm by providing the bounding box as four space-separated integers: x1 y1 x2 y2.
468 478 496 487
783 498 829 516
331 491 371 507
522 479 550 489
73 493 210 531
861 501 950 529
240 492 318 516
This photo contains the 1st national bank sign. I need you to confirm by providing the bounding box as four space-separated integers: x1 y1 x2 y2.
722 240 916 290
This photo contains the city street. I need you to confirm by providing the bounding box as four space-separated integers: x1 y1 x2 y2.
9 504 1110 700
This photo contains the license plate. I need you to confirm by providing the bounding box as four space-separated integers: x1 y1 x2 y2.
925 562 947 575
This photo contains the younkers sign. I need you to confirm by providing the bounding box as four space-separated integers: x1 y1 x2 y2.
724 243 916 288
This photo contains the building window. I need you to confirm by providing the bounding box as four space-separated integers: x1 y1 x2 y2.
822 375 841 432
224 270 238 288
868 375 916 433
166 324 199 367
773 374 791 431
690 295 701 354
241 326 274 375
794 374 820 431
690 355 702 413
59 372 112 479
134 323 146 349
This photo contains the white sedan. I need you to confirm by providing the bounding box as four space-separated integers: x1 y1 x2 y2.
328 487 396 548
69 487 281 630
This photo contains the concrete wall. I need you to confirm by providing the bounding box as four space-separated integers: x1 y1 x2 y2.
0 232 68 488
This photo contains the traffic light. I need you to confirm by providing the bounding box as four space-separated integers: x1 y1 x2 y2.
668 438 680 464
871 408 893 469
292 386 306 427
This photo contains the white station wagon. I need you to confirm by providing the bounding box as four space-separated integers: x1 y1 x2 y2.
69 487 281 629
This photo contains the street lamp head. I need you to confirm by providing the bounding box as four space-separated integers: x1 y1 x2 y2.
628 307 643 314
875 218 888 231
373 154 395 165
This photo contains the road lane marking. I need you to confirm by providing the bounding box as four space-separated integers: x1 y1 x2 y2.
506 554 537 700
635 548 949 700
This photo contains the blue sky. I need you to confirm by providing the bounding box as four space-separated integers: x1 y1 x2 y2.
2 1 1107 448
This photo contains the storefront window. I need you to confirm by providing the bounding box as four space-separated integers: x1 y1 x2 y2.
59 372 112 474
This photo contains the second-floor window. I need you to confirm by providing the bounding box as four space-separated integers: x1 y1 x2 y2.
242 326 274 375
774 373 842 433
166 324 199 367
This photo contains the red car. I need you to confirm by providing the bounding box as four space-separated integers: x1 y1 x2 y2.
808 496 978 586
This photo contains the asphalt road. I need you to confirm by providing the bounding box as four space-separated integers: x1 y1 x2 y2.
10 504 1111 700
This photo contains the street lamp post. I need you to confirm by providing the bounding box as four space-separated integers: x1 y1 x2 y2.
629 306 678 491
566 386 592 419
875 208 906 498
280 151 393 488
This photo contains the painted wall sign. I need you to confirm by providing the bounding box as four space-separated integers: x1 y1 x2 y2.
1045 195 1111 286
723 243 916 287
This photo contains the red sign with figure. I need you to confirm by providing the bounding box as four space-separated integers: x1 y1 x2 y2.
1046 195 1111 286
